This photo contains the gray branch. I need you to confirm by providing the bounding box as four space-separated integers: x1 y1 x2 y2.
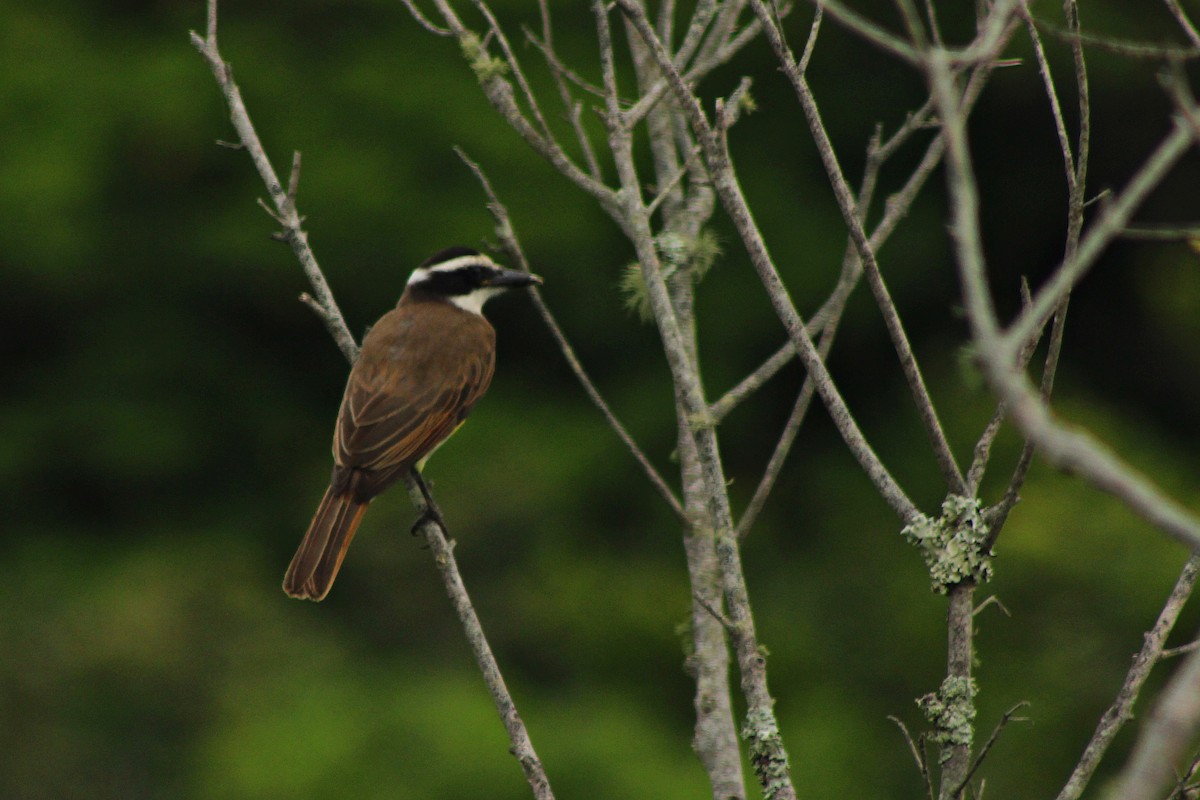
191 4 553 797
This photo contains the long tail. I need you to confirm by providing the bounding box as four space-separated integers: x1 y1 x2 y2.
283 486 369 601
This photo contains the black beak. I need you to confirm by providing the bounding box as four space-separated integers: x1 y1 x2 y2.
489 269 543 288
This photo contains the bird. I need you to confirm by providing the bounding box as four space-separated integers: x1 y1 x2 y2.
283 246 542 601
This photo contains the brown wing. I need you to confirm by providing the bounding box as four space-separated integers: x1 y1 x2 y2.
332 300 496 498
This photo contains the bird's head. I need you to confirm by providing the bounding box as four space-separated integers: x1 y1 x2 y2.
406 246 542 315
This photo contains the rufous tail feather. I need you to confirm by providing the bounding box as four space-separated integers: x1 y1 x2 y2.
283 487 369 601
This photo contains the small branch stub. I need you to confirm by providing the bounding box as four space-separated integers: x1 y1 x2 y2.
918 675 979 764
902 495 993 594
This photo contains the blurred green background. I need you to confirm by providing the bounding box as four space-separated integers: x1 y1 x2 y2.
3 1 1200 797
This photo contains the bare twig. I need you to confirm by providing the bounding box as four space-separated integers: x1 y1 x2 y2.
890 715 937 800
750 0 969 496
1031 18 1200 60
1164 0 1200 49
412 1 620 219
1121 223 1200 240
951 702 1030 798
1058 555 1200 800
617 0 920 524
1104 622 1200 800
472 1 554 145
190 6 358 364
528 2 604 180
810 0 922 64
735 351 819 538
1163 639 1200 659
404 474 554 800
453 147 686 520
931 43 1200 551
400 0 452 36
192 4 553 797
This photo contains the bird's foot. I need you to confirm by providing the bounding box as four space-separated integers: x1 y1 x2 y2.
410 504 446 537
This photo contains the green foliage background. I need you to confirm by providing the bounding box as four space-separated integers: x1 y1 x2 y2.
3 1 1200 798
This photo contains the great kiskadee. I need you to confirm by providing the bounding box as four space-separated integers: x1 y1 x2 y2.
283 246 542 601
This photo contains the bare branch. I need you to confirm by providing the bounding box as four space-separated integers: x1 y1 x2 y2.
193 5 553 797
1058 555 1200 800
930 45 1200 551
415 0 620 217
809 0 922 64
889 715 937 800
190 3 358 364
1104 621 1200 800
405 473 555 800
1164 0 1200 49
1020 7 1076 195
750 0 970 496
951 702 1031 798
616 0 921 524
799 5 823 73
453 147 686 520
710 342 796 423
939 583 977 799
472 1 554 144
734 341 822 538
1031 17 1200 60
400 0 452 36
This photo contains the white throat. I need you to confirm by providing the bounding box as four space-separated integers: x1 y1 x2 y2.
448 287 504 316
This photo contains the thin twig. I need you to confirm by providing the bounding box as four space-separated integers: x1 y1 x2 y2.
1032 17 1200 60
1163 639 1200 659
190 5 358 364
749 0 968 496
414 0 620 219
192 5 553 798
1104 619 1200 800
710 342 796 423
453 147 686 520
1058 555 1200 800
1020 7 1076 196
932 45 1200 552
799 5 823 73
472 1 554 145
810 0 922 64
1121 223 1200 240
617 0 921 524
735 365 816 538
889 715 937 800
1164 0 1200 49
400 0 452 35
404 474 554 800
950 702 1031 798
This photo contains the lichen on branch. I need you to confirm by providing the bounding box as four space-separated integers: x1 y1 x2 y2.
902 495 993 593
918 675 979 763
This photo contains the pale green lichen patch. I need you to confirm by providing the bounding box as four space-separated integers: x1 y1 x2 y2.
459 32 509 83
918 675 978 762
741 707 791 798
901 495 992 593
619 230 722 322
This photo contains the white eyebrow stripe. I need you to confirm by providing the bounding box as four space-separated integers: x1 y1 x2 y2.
406 254 500 285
